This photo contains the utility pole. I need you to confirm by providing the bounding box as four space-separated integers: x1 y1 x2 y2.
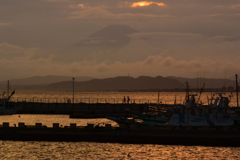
236 74 239 108
72 78 75 103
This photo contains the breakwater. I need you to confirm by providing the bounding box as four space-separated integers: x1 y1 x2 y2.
9 102 149 117
1 122 240 147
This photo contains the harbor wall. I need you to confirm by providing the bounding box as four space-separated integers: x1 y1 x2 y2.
9 102 148 117
1 122 240 147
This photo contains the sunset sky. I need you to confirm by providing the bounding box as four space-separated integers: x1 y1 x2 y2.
0 0 240 81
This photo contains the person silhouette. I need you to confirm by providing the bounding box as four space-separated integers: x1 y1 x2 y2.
127 96 130 104
123 96 126 103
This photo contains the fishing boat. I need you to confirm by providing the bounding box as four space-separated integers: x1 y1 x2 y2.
0 81 18 115
167 94 239 127
136 113 168 123
106 116 145 128
106 116 166 128
205 93 239 126
107 79 240 128
167 94 209 126
0 94 17 115
0 99 17 115
167 80 240 127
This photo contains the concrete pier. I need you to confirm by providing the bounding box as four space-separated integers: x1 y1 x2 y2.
10 102 149 117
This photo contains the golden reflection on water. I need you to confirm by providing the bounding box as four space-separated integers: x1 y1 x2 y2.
0 141 239 160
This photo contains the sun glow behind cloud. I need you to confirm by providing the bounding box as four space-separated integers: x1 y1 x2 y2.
69 3 85 9
78 4 84 7
130 1 165 7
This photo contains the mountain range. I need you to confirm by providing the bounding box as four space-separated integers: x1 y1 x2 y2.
0 75 94 85
55 24 138 62
0 75 237 92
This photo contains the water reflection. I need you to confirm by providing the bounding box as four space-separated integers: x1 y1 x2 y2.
0 141 239 159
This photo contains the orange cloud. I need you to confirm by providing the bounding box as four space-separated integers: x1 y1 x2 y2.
129 1 165 7
0 23 10 26
78 4 84 8
69 4 85 9
230 4 240 9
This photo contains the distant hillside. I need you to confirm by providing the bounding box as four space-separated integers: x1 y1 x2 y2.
0 75 94 85
0 75 237 92
46 76 182 91
167 76 235 89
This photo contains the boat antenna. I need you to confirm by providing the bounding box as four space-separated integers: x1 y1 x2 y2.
197 83 205 105
184 81 189 105
7 90 15 101
207 95 210 105
7 80 9 97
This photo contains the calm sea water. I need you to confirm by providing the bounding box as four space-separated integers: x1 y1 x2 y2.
1 91 240 159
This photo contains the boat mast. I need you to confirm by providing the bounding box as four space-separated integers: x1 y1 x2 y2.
197 83 205 104
7 80 9 98
184 81 189 105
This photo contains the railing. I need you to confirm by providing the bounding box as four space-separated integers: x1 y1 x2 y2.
10 97 185 105
9 97 240 107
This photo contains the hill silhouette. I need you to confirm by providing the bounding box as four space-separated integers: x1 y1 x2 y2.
0 75 94 85
46 76 182 91
1 75 237 92
167 76 235 89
